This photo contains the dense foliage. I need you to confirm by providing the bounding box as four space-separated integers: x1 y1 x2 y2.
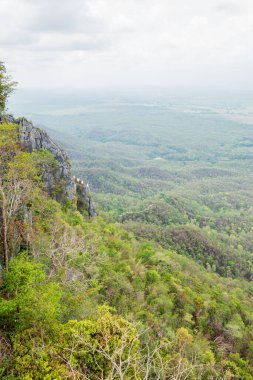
38 93 253 282
1 122 253 378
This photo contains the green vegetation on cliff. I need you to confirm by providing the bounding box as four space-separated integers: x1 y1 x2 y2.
1 121 253 379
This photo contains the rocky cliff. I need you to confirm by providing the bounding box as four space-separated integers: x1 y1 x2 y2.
0 114 96 217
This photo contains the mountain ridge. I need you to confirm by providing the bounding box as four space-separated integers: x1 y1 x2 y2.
0 113 96 217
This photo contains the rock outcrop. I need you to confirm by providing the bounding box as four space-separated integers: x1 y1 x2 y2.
0 114 96 217
75 178 96 218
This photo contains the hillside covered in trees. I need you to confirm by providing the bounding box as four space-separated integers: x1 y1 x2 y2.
0 64 253 380
3 0 253 373
2 64 253 379
2 118 253 379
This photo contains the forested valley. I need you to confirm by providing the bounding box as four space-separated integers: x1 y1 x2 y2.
2 67 253 379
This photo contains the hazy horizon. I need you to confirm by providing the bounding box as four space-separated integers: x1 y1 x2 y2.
9 86 253 118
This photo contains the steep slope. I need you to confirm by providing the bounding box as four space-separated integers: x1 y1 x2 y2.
0 120 253 379
0 114 96 217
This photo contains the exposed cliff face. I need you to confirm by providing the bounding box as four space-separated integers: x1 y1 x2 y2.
19 117 76 204
75 179 97 219
0 114 96 217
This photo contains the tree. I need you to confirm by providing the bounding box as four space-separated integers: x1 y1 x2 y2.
0 62 17 113
0 124 52 269
0 124 20 269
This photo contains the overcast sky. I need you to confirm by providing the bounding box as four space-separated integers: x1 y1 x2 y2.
1 0 253 89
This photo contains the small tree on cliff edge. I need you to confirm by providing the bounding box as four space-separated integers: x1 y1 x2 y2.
0 62 17 113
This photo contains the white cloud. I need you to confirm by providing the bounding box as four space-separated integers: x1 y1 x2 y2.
1 0 253 88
